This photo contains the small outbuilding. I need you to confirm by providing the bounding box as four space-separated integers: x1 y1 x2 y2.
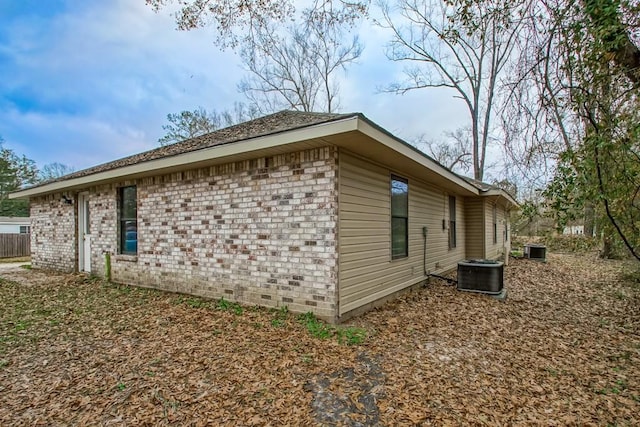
0 216 31 234
10 111 517 322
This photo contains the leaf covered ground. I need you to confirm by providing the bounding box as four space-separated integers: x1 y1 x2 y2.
1 253 638 425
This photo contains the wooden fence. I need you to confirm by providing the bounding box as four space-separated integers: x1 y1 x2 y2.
0 233 31 258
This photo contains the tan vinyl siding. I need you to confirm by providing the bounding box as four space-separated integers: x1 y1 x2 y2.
338 151 466 316
485 200 508 260
464 197 485 259
502 205 511 254
443 193 466 269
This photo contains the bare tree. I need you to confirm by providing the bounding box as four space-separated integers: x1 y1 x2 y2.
146 0 368 48
413 127 472 173
158 103 260 146
238 15 363 113
148 0 364 114
39 162 75 182
378 0 531 181
504 0 640 260
500 2 582 184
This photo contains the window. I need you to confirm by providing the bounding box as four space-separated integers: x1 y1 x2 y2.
119 186 137 255
19 225 30 234
448 195 456 249
84 199 90 234
391 175 408 259
493 204 498 244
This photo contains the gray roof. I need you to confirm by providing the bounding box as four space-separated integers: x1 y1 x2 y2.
459 176 496 192
459 175 518 203
46 110 355 184
22 109 517 206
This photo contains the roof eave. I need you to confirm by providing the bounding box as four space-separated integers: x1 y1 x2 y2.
482 189 519 208
354 116 479 195
10 115 360 199
11 113 485 200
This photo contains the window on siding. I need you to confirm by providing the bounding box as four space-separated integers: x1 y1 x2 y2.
19 225 30 234
493 204 498 244
119 186 137 255
448 196 457 249
391 175 408 259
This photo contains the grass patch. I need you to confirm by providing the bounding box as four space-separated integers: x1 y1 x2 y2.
296 312 367 345
270 306 289 328
621 268 640 290
179 296 209 309
0 275 162 355
2 253 639 425
216 297 244 315
271 318 285 327
173 295 246 313
297 312 333 340
596 379 627 395
337 327 368 346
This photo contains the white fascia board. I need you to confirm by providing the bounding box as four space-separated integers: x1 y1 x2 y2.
355 118 480 195
10 116 360 199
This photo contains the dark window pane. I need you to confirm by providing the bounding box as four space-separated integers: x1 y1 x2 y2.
119 186 137 254
391 175 408 259
123 222 138 254
121 186 137 219
391 217 407 258
449 220 457 249
391 177 408 217
449 196 456 249
85 200 90 234
493 204 498 243
449 196 456 221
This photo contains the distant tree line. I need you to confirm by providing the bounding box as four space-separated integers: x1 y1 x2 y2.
0 136 74 217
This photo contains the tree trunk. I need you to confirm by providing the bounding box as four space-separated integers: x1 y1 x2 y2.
601 235 614 259
583 0 640 84
584 202 595 237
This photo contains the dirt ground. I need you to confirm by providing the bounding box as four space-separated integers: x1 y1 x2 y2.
1 253 638 426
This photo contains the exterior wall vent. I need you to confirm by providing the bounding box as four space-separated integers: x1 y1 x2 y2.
457 260 504 295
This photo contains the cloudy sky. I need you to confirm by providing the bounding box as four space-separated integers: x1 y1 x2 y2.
0 0 468 172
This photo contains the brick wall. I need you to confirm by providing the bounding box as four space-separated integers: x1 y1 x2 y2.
37 147 339 320
30 193 76 272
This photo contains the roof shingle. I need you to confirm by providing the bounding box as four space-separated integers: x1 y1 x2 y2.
48 110 355 184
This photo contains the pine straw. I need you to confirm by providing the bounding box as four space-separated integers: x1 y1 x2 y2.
1 253 638 426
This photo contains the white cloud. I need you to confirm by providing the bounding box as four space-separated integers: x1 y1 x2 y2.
0 0 244 169
2 107 152 169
